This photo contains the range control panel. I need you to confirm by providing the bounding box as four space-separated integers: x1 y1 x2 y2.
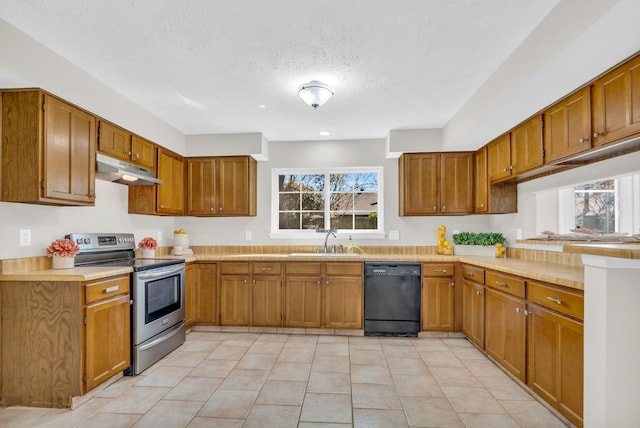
65 233 136 253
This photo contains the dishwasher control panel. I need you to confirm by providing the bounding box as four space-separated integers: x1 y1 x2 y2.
364 263 421 277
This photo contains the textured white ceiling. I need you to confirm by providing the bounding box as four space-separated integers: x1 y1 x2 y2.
0 0 565 142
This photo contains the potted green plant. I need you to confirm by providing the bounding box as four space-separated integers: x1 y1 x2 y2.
452 232 507 256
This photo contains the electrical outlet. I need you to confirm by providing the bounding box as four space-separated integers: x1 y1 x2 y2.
388 230 400 240
516 228 523 240
245 231 252 241
157 231 163 242
19 229 31 246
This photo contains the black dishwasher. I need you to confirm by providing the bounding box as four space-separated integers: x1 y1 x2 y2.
364 262 421 336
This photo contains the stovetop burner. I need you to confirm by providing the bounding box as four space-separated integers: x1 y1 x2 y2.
66 233 184 272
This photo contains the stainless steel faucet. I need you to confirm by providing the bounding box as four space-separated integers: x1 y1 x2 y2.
317 229 337 253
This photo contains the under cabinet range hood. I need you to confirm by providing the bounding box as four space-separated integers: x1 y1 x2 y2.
95 153 162 186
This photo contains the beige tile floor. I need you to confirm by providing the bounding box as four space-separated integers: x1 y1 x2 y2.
0 331 570 427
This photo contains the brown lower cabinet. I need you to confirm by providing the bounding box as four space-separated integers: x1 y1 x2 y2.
461 278 485 348
1 274 130 407
527 303 584 428
484 288 526 382
185 263 217 328
421 263 455 331
283 262 363 329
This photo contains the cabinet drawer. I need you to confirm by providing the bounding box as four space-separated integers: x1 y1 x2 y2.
220 262 250 275
325 262 362 276
528 280 584 320
485 271 525 298
462 265 485 283
86 275 130 304
286 262 322 275
422 263 454 277
252 262 282 275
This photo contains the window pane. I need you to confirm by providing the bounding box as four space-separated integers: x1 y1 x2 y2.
354 172 378 191
356 212 378 229
279 175 300 191
279 212 300 229
574 179 616 233
302 192 324 211
330 192 353 211
330 173 354 191
302 212 324 230
301 174 324 192
279 193 300 210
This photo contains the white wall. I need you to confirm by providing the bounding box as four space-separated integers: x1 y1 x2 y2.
179 138 492 248
0 181 174 260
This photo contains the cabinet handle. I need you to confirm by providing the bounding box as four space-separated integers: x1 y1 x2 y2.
495 281 507 287
104 285 119 293
434 269 447 273
593 131 604 138
261 267 272 271
579 137 589 143
466 272 474 276
546 296 563 305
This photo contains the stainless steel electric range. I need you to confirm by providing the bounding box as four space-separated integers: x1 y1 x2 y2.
67 232 186 375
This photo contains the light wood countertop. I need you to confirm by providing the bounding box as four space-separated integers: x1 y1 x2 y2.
0 253 584 290
563 243 640 259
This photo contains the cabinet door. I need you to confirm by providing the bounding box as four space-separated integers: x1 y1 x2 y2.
44 94 96 204
97 121 131 161
527 304 584 427
324 276 363 329
544 87 592 163
462 279 484 348
592 54 640 146
219 275 250 326
284 276 322 328
187 157 217 216
251 275 283 327
156 147 185 215
484 289 526 381
399 153 438 215
131 135 156 170
421 277 454 331
474 147 488 213
218 156 256 216
195 263 217 324
185 263 196 328
487 133 512 183
510 115 543 176
85 294 131 391
440 152 473 214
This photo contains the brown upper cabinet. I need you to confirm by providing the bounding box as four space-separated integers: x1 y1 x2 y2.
474 147 517 214
186 156 257 216
591 53 640 147
1 89 96 206
510 115 544 175
399 152 473 215
97 120 156 170
543 87 592 164
128 147 185 215
488 116 543 184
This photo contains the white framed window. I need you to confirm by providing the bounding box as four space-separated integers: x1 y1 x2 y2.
270 167 383 237
557 174 640 234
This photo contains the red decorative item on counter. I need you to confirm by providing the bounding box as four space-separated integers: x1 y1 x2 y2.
138 237 158 250
46 238 80 258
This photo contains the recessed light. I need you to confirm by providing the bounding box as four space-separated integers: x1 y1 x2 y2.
319 130 331 136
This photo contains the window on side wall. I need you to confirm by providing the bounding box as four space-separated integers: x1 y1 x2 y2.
558 174 640 234
271 168 383 237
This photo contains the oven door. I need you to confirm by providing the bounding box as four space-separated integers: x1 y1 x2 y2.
132 263 185 344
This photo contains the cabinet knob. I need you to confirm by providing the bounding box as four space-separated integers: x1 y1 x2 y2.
516 307 522 313
579 137 589 143
128 151 132 156
136 153 140 158
593 131 604 138
442 206 446 211
433 206 437 211
503 167 508 172
317 280 321 285
450 282 454 287
211 207 214 211
160 204 164 208
480 203 484 208
219 207 223 211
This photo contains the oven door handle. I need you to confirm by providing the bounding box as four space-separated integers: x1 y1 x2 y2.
138 322 185 352
136 264 185 280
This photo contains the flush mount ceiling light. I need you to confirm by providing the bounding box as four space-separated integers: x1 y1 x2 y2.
298 80 334 109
